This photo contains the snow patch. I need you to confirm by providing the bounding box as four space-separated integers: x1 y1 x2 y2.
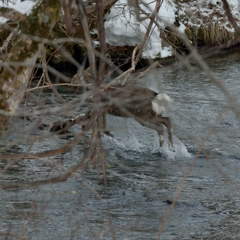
10 0 37 15
105 0 176 58
0 0 37 23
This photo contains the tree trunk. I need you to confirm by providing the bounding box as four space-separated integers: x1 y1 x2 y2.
0 0 61 138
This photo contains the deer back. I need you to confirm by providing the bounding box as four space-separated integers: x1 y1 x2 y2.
100 85 157 118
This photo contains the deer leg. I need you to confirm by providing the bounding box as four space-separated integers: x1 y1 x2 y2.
79 109 92 131
102 114 114 137
50 119 73 134
159 116 173 148
77 108 114 137
135 115 173 148
135 116 165 147
158 124 164 147
77 109 94 149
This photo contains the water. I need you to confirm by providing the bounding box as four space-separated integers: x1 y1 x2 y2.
1 54 240 239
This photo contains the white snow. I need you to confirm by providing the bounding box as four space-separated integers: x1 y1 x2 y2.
199 0 238 8
0 0 239 59
178 22 186 33
0 0 37 23
105 0 240 58
105 0 176 58
10 0 37 15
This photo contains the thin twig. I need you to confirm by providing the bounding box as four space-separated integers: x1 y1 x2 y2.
42 48 65 104
157 109 230 239
96 0 107 85
76 0 97 79
221 0 240 37
111 0 163 85
0 26 18 52
131 61 163 85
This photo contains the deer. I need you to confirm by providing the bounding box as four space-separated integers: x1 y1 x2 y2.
79 84 173 148
49 68 173 148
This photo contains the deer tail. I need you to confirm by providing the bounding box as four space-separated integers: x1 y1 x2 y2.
152 93 171 115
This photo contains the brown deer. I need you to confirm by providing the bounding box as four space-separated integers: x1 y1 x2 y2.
80 84 173 148
64 67 173 148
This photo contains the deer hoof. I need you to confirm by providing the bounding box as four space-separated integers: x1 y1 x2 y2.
170 145 175 152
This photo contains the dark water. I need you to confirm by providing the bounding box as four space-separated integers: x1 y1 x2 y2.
1 54 240 239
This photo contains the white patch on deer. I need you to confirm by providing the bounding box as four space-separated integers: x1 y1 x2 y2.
152 93 171 115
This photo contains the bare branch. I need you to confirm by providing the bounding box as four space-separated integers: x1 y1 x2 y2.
131 61 163 84
0 1 61 137
85 0 117 13
76 0 97 80
96 0 107 85
111 0 163 85
62 0 73 35
42 48 66 104
0 26 18 52
221 0 240 37
135 0 162 63
0 6 26 21
0 154 89 190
